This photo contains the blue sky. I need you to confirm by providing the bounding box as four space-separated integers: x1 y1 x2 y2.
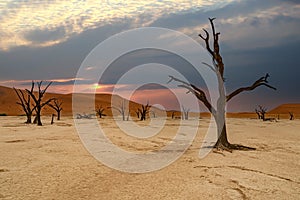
0 0 299 111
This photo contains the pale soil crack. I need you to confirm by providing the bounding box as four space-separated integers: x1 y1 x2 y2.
193 165 299 184
227 165 299 184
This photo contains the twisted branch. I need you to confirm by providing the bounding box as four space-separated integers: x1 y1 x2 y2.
226 74 276 102
168 75 216 115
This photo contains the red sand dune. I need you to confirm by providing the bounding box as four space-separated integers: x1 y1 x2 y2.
269 104 300 114
0 85 140 116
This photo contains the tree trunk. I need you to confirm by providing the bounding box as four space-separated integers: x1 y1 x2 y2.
36 108 42 126
33 116 37 124
51 114 55 125
57 111 61 120
214 123 230 149
26 114 32 124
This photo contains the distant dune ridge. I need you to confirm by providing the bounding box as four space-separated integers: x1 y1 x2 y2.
0 85 155 117
0 85 299 118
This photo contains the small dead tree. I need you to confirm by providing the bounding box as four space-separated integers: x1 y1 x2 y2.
13 82 36 123
168 18 276 151
182 106 190 120
257 105 267 121
51 114 55 125
289 112 294 120
95 105 106 118
110 99 129 121
255 108 262 119
135 110 140 119
139 102 151 121
171 111 175 119
150 110 156 118
47 99 63 120
26 81 54 126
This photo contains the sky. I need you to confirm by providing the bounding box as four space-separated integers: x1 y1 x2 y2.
0 0 300 112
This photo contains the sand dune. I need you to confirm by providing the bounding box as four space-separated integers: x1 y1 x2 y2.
0 85 142 117
269 104 300 114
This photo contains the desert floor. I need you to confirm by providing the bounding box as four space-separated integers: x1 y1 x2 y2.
0 116 299 200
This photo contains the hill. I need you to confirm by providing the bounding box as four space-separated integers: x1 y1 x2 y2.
0 85 142 116
269 104 300 114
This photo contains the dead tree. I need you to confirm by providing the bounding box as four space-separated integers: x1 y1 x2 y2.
151 110 156 118
182 106 190 120
47 99 63 120
289 112 294 120
171 111 175 119
26 81 54 126
13 82 36 123
168 18 276 151
109 99 129 121
135 110 140 119
139 102 151 121
95 105 106 118
255 108 262 119
51 114 55 125
257 105 267 121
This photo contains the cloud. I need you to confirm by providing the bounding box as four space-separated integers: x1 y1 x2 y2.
0 0 234 50
24 26 66 44
174 0 300 50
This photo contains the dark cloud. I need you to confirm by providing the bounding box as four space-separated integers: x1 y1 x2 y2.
24 26 66 43
99 48 207 87
150 0 281 30
224 39 300 111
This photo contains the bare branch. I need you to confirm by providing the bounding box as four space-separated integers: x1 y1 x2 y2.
226 74 276 102
41 98 55 108
202 62 217 72
168 76 216 115
198 29 214 56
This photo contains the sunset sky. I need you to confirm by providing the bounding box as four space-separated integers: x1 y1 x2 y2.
0 0 299 112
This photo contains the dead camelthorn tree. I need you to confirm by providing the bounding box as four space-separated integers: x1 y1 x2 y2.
255 108 262 119
95 105 106 118
13 82 36 123
171 111 175 119
51 114 55 125
109 99 129 121
150 110 156 118
47 99 63 120
182 106 190 120
138 102 151 121
257 105 267 121
168 18 276 151
135 109 140 119
289 112 294 120
26 81 54 126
